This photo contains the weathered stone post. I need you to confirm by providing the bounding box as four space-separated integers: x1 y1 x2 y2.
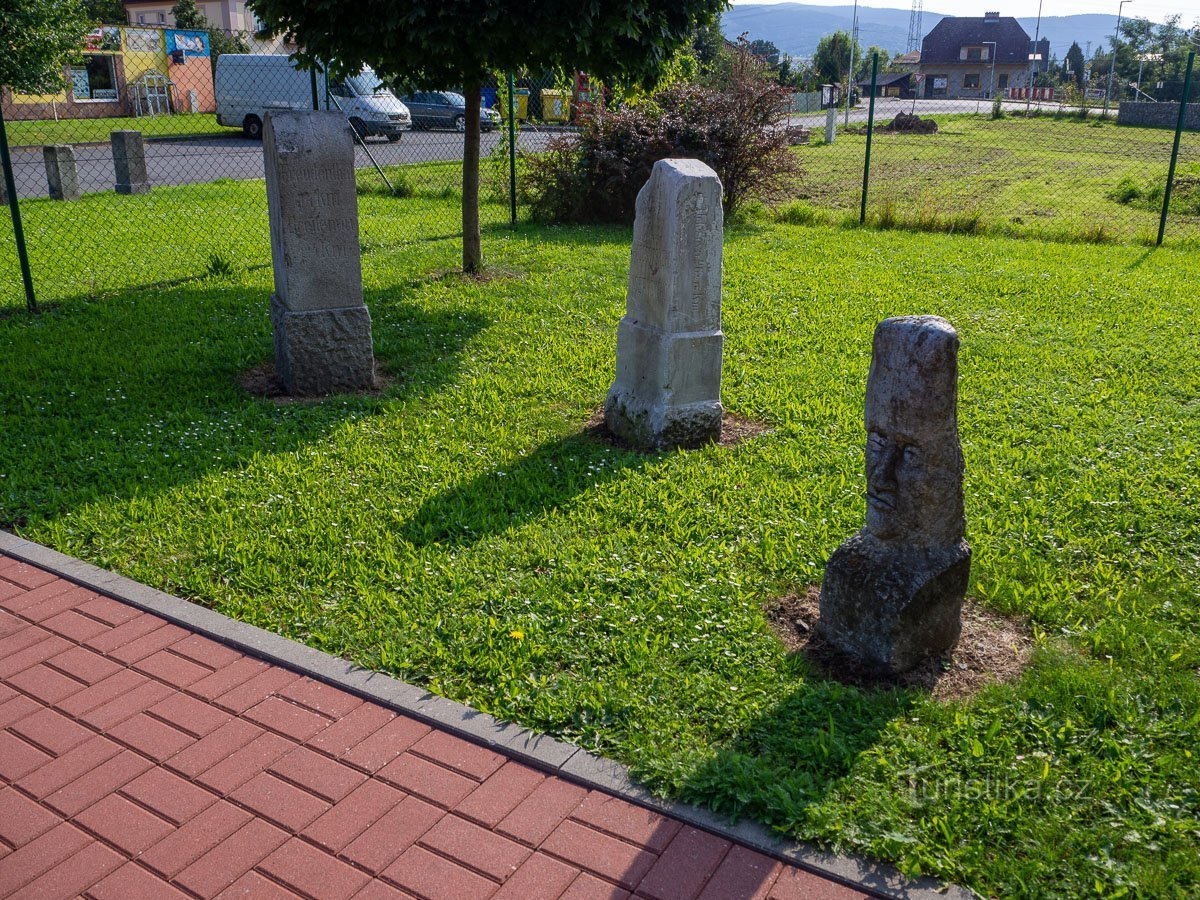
825 106 837 144
111 130 149 194
605 159 724 451
43 145 82 201
818 315 971 674
264 110 375 396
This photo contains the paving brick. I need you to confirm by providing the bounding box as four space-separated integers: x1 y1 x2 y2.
0 682 14 704
348 879 412 900
0 691 40 728
260 837 372 900
278 676 363 719
84 612 167 654
0 558 58 590
174 818 289 898
0 633 71 679
188 657 269 702
166 717 264 779
456 760 546 829
382 845 498 900
635 825 731 900
377 752 479 808
59 668 151 716
138 800 254 878
541 820 658 891
0 822 91 896
44 749 153 817
107 622 190 665
2 582 73 618
0 730 53 781
10 706 95 756
38 608 110 642
148 690 232 738
134 649 212 688
214 870 300 899
0 623 50 658
22 587 96 625
341 794 444 874
696 845 782 900
87 862 191 899
120 766 218 825
230 771 331 832
46 645 122 685
168 632 241 669
79 678 173 730
269 745 367 803
0 608 25 635
302 778 405 853
0 579 23 606
419 814 530 882
75 595 144 627
108 711 196 761
10 839 123 900
410 729 506 781
75 796 174 859
306 702 394 758
496 776 588 847
18 735 121 799
766 867 869 900
7 662 87 705
244 695 332 742
571 792 682 853
492 852 580 900
194 730 295 795
0 786 61 847
340 714 430 773
211 666 299 714
559 872 631 900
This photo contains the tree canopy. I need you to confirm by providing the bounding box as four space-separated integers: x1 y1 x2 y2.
812 30 862 87
0 0 89 94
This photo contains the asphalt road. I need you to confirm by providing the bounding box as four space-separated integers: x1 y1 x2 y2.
788 96 1111 128
7 128 558 200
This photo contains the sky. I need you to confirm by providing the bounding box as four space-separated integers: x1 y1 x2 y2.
729 0 1197 25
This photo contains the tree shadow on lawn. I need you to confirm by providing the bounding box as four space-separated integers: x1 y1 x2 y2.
0 280 486 527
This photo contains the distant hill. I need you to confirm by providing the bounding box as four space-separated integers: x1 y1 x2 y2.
723 4 1130 61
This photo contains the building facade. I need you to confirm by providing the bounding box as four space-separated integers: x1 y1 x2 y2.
123 0 264 32
919 12 1049 100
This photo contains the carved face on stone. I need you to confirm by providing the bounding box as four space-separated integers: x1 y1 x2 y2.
863 316 965 547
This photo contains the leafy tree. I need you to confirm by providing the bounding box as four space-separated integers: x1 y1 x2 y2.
247 0 727 274
83 0 126 23
1064 41 1085 89
748 39 780 68
169 0 205 30
857 45 890 81
170 0 249 72
0 0 89 94
812 30 862 88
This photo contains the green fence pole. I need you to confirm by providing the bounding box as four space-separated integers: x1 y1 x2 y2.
860 53 879 226
1157 50 1194 247
507 73 517 228
0 103 36 313
310 67 320 111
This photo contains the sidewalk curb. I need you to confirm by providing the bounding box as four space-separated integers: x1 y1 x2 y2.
0 531 975 900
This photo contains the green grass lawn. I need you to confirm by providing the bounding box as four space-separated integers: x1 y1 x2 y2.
793 113 1200 246
1 188 1198 898
4 113 233 148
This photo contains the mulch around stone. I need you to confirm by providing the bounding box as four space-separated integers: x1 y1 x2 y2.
767 585 1034 701
239 361 394 403
584 408 772 452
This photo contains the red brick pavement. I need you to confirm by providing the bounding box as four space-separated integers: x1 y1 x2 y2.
0 554 868 899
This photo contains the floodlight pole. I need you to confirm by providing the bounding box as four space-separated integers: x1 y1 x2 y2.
845 0 859 126
1026 0 1043 116
1103 0 1132 118
984 42 998 103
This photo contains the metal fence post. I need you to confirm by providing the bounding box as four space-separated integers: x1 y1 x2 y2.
310 68 320 111
1157 50 1195 247
860 53 879 226
0 102 36 313
507 73 517 228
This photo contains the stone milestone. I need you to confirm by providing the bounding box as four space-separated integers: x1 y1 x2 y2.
605 158 724 451
825 106 837 144
264 110 374 396
818 315 971 675
111 130 149 194
44 145 82 201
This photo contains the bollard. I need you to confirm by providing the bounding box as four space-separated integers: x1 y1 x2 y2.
44 145 82 201
111 130 150 194
825 106 837 144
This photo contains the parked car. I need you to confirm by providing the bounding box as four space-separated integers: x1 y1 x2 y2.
215 54 410 141
401 91 501 132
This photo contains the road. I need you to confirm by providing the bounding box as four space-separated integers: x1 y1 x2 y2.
788 96 1113 128
7 128 558 200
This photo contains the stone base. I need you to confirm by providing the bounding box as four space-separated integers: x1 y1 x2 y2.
271 295 375 397
115 182 150 195
818 531 971 675
604 392 722 451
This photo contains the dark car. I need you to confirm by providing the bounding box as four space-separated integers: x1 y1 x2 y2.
401 91 500 132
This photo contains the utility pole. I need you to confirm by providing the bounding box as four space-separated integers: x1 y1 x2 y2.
1026 0 1044 116
906 0 924 54
1103 0 1132 118
845 0 859 126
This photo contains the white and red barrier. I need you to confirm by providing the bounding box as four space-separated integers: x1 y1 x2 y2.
1007 87 1056 101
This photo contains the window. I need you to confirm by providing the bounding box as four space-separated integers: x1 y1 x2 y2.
998 74 1009 90
966 47 982 61
158 12 166 23
72 54 118 101
137 13 146 23
964 74 981 89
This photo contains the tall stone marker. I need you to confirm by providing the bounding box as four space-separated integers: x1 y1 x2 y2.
825 106 837 144
111 131 149 194
819 315 971 674
44 145 82 201
605 158 724 451
264 110 374 396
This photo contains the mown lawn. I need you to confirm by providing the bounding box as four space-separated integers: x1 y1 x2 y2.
793 112 1200 246
4 113 233 148
1 188 1198 898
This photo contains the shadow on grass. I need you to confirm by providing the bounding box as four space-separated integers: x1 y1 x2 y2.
0 280 485 528
402 427 649 547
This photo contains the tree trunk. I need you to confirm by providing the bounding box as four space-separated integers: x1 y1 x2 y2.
462 81 482 274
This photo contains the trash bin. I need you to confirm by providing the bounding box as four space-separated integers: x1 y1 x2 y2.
503 88 531 122
481 87 498 110
541 89 569 123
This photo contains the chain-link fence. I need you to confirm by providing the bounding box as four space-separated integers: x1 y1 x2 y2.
0 24 580 311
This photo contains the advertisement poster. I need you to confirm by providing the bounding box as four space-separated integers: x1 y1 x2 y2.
125 28 164 53
83 26 122 52
166 30 211 57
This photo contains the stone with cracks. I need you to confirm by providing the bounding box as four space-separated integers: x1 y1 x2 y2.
44 145 82 201
111 130 149 194
819 315 971 674
605 158 724 451
264 110 374 396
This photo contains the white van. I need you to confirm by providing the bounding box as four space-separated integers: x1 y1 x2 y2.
215 54 411 141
